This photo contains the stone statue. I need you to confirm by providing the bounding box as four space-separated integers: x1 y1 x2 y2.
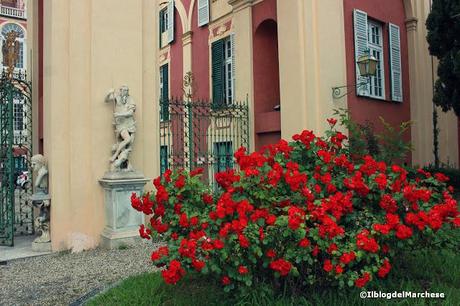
31 154 48 194
105 85 136 172
30 154 51 245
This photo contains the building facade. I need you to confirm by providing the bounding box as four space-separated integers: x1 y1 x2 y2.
22 0 458 251
158 0 458 167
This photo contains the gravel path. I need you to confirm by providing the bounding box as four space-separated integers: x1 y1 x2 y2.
0 240 159 306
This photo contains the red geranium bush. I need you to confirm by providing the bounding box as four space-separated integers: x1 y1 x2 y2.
131 119 460 292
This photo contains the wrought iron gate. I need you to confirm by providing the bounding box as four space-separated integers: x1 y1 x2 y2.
159 98 249 186
0 70 33 246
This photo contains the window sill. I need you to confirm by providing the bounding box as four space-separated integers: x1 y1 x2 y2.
356 95 403 104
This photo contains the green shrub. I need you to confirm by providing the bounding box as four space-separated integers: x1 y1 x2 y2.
131 117 459 296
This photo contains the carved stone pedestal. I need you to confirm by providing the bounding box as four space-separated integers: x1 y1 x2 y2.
99 174 148 249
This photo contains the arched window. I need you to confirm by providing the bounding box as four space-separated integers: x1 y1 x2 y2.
1 23 25 69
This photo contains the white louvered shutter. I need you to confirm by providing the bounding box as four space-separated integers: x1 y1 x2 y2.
230 34 235 103
167 0 174 44
389 23 403 102
198 0 210 27
354 9 369 96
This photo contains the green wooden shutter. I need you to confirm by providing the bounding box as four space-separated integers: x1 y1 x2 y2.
161 64 169 121
354 9 369 96
160 146 168 175
159 9 164 48
389 23 403 102
212 39 224 106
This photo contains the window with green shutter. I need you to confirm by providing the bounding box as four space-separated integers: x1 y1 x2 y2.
160 145 168 175
212 35 235 108
213 141 233 174
160 64 169 121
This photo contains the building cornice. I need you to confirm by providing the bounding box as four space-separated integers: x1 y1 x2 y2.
228 0 254 13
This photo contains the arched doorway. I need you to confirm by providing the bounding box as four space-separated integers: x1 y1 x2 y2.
253 19 281 151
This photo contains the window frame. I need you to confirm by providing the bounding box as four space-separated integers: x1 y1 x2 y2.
160 63 169 122
211 35 235 108
213 141 233 174
367 19 385 100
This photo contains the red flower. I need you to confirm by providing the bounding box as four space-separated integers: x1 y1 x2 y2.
238 234 250 248
151 246 168 262
190 216 199 226
179 213 189 228
190 167 204 177
298 238 311 248
434 172 449 182
266 215 277 225
339 251 356 265
323 260 333 272
269 259 292 276
266 249 277 258
175 175 186 189
259 227 265 241
395 224 413 239
453 217 460 228
192 259 205 272
174 203 182 215
373 223 392 235
382 244 390 253
374 173 387 190
162 260 186 285
327 243 338 254
355 272 371 288
221 276 231 285
327 118 337 127
377 259 391 278
356 230 379 253
312 245 320 257
213 239 225 249
288 206 305 230
335 265 344 274
138 224 151 240
238 265 249 275
203 193 213 205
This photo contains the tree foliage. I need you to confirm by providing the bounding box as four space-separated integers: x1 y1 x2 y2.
426 0 460 116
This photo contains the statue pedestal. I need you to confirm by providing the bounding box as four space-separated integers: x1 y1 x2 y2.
99 174 149 249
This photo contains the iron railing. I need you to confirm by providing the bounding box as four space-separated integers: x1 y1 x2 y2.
0 5 25 19
0 69 32 246
159 98 249 187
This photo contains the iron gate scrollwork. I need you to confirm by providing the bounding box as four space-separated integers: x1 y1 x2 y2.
159 97 249 187
0 69 33 246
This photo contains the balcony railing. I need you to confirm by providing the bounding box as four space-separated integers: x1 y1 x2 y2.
0 5 25 19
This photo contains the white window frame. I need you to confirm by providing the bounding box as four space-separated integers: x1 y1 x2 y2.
223 36 234 105
367 20 385 100
160 7 168 34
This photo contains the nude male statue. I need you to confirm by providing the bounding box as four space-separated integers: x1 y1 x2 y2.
105 85 136 170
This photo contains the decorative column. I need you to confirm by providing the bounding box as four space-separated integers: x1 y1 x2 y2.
228 0 255 149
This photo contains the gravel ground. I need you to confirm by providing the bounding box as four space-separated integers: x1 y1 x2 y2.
0 240 159 306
